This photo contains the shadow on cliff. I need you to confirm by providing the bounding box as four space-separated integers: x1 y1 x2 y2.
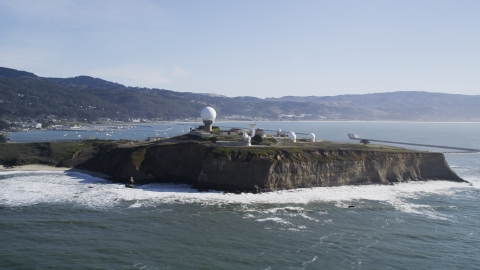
63 167 203 193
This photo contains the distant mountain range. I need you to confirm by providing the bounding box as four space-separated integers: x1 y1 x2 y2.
1 66 479 121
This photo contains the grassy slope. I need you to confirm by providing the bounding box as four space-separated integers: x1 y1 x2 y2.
0 138 419 168
211 140 418 163
0 140 110 166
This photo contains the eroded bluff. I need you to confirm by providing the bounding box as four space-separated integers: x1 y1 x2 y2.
76 142 465 192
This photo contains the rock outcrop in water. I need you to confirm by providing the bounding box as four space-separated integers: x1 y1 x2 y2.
74 141 465 192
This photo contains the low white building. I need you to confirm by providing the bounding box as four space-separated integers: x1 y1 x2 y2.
219 128 247 136
146 137 165 142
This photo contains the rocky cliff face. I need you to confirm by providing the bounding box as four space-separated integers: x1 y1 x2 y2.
196 148 464 192
75 142 465 192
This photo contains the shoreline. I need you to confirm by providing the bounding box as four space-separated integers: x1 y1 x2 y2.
0 164 111 179
1 164 69 172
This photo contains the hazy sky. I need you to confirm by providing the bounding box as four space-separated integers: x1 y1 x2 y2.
1 1 479 98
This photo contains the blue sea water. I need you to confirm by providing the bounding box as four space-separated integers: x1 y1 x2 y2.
1 122 480 269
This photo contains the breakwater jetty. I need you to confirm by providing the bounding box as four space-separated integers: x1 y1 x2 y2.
348 134 480 153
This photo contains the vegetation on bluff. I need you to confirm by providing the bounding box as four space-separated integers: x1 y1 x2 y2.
0 140 110 166
0 136 418 172
211 140 415 164
131 147 149 168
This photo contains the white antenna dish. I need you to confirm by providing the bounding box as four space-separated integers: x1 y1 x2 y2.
201 107 216 121
288 131 296 142
200 107 217 132
249 123 258 137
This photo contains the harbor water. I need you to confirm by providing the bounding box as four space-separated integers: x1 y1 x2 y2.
1 122 480 269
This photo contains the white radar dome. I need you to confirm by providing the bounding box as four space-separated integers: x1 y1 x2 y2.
201 107 217 121
308 133 315 142
288 131 296 142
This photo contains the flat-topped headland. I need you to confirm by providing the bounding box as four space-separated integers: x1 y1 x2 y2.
1 139 464 192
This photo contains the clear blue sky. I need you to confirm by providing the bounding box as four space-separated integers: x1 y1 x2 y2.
1 0 479 98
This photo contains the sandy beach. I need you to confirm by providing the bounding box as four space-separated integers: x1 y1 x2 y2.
1 164 71 172
0 164 110 179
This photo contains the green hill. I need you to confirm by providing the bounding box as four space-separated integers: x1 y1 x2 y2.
1 66 480 122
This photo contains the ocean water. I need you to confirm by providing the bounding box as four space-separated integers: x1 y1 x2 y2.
1 122 480 269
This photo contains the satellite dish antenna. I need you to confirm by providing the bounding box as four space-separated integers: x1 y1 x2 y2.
288 131 296 142
249 123 258 137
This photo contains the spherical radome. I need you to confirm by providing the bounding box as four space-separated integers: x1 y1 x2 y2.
308 133 315 141
201 107 216 121
288 131 296 141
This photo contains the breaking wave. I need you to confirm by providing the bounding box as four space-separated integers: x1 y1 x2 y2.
1 170 477 221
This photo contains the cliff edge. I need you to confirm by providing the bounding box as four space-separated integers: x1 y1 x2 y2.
74 141 465 192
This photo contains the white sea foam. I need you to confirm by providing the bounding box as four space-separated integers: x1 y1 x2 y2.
464 176 480 189
0 171 475 220
256 217 293 226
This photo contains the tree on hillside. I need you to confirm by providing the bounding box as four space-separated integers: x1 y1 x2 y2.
0 120 11 131
252 134 263 143
0 134 7 143
360 139 370 146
